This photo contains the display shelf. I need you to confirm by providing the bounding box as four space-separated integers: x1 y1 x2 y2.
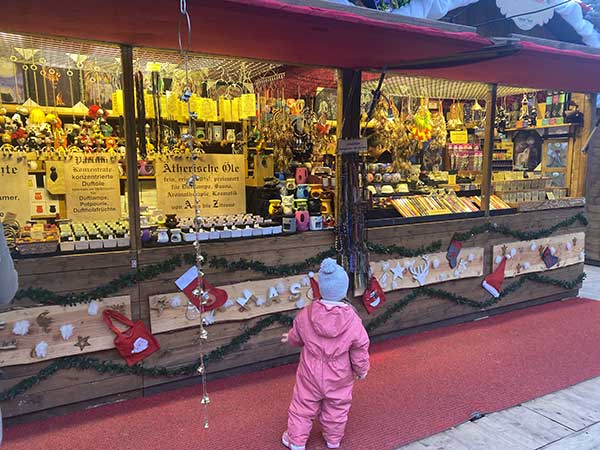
505 123 575 132
120 175 155 180
2 103 114 118
366 210 484 228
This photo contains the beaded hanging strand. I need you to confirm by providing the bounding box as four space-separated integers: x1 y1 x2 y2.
178 0 210 429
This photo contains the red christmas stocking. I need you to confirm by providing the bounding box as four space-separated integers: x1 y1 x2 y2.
362 276 386 314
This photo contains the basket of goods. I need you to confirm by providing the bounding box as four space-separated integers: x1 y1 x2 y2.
16 223 59 255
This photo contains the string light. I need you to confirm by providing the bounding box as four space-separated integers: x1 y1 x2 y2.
178 0 210 429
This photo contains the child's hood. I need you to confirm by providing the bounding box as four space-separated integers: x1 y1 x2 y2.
310 301 355 338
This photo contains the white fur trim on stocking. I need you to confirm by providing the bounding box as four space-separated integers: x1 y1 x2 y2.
131 337 149 354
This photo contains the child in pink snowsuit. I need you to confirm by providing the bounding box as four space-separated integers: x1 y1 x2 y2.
281 258 370 450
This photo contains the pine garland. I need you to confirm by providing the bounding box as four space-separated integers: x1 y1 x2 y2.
13 212 587 306
452 212 588 242
366 240 443 257
0 272 584 402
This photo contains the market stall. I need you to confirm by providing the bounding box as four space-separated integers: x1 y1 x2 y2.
0 0 597 420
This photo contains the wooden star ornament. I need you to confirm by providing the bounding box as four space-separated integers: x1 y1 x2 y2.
74 336 91 351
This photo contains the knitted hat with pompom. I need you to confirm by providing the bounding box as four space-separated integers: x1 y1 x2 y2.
318 258 349 302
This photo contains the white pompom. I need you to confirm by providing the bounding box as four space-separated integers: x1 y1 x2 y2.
12 320 30 336
468 254 475 262
566 242 573 251
320 258 338 274
170 297 182 308
60 324 74 341
202 311 215 326
523 262 531 270
530 243 538 252
432 259 440 269
510 248 517 257
35 341 49 358
308 271 315 278
495 255 503 264
276 283 286 295
87 301 100 316
550 247 556 255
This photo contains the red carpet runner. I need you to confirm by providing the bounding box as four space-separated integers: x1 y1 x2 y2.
5 298 600 450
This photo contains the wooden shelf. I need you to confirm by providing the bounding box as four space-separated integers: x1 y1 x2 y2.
120 175 155 180
2 103 114 118
505 123 575 132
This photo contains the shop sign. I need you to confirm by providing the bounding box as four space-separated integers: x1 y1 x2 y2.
0 157 30 224
155 154 245 218
450 130 468 144
496 0 556 31
64 154 121 221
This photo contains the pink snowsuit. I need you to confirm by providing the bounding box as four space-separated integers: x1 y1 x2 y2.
286 300 370 447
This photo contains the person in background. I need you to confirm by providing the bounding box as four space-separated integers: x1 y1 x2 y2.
0 221 19 445
281 258 370 450
0 222 18 305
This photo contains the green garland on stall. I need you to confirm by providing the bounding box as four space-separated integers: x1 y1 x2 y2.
366 240 443 257
0 271 584 402
452 211 588 242
13 212 587 306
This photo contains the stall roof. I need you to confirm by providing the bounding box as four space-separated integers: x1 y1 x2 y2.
6 0 600 92
363 75 539 100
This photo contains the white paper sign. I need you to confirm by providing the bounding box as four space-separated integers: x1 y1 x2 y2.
337 138 368 155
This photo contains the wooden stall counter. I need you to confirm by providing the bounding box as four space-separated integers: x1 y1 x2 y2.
1 207 586 419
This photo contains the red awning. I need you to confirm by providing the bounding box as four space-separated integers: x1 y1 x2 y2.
5 0 600 92
404 40 600 92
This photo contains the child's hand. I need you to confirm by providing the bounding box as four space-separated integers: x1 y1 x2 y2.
281 332 289 343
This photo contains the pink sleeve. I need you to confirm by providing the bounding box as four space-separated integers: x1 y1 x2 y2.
349 317 370 377
287 310 306 347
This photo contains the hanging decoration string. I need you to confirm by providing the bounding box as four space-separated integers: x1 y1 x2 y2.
178 0 210 430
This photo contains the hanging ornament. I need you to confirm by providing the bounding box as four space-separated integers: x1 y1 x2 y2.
495 106 508 134
482 257 507 298
362 276 386 314
410 102 432 143
446 239 462 269
308 272 321 301
541 246 559 269
175 267 228 312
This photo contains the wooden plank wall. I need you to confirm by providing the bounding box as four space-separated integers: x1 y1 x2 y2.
585 99 600 263
3 208 585 418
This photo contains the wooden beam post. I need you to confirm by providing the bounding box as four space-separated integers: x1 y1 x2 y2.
481 83 498 217
120 45 141 255
336 69 367 292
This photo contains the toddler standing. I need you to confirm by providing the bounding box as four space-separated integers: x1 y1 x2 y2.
281 258 370 450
